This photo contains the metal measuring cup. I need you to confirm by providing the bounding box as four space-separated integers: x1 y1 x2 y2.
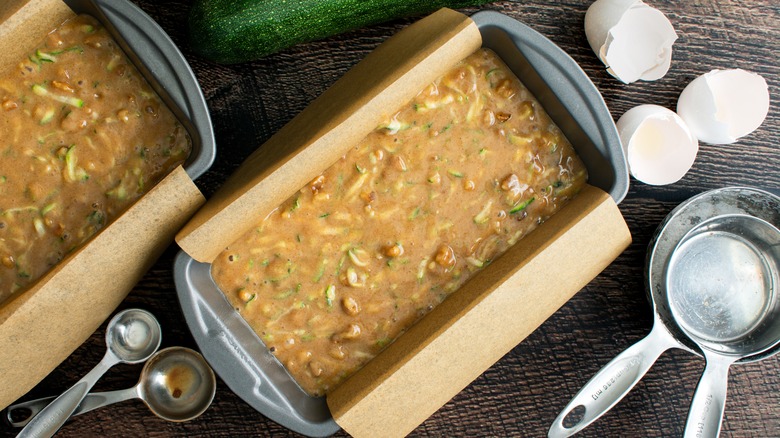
666 214 780 437
549 187 780 437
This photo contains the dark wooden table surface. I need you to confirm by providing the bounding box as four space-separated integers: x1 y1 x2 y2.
4 0 779 436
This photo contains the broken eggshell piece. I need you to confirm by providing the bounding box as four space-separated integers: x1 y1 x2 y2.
585 0 678 84
677 69 770 145
616 104 698 185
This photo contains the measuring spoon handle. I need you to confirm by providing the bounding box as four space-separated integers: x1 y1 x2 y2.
683 354 733 438
548 325 676 438
6 387 138 428
17 352 116 438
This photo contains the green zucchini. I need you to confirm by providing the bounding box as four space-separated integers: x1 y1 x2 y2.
189 0 491 64
509 196 535 214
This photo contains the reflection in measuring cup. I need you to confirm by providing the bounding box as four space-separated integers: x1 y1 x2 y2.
667 214 780 438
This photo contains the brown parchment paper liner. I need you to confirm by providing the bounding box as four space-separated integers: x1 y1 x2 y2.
0 0 206 409
174 8 631 437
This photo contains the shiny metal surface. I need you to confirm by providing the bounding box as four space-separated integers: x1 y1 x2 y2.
6 347 215 427
107 309 163 364
666 214 780 438
668 214 780 351
139 347 217 422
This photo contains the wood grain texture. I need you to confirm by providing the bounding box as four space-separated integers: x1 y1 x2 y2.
2 0 778 436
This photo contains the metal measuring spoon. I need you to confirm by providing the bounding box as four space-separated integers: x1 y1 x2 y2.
17 308 161 438
7 347 216 427
666 214 780 438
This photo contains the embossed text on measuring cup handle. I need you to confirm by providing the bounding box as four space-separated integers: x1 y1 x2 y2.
548 327 673 438
683 356 732 438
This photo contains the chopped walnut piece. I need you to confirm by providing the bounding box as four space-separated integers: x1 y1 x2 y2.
434 245 456 270
495 112 511 123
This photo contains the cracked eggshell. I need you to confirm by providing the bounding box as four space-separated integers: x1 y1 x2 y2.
677 69 770 145
585 0 678 84
617 104 699 185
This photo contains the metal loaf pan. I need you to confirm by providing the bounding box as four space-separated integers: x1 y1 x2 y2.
175 10 628 437
64 0 216 180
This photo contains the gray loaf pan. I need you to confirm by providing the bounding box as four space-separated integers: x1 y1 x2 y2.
174 9 628 437
63 0 215 180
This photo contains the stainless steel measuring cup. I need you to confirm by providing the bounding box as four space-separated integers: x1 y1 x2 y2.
549 187 780 437
666 214 780 437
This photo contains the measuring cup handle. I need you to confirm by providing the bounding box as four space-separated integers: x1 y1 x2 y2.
17 353 114 438
75 387 139 415
683 355 732 438
548 326 673 438
6 387 138 428
5 398 52 428
6 397 55 428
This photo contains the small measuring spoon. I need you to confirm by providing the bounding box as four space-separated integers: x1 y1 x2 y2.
17 308 161 438
7 347 216 427
666 214 780 438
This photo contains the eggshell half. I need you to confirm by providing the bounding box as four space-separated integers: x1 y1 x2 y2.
617 104 699 185
585 0 678 84
677 69 770 145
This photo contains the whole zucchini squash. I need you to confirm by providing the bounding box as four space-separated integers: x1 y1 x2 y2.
189 0 491 64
